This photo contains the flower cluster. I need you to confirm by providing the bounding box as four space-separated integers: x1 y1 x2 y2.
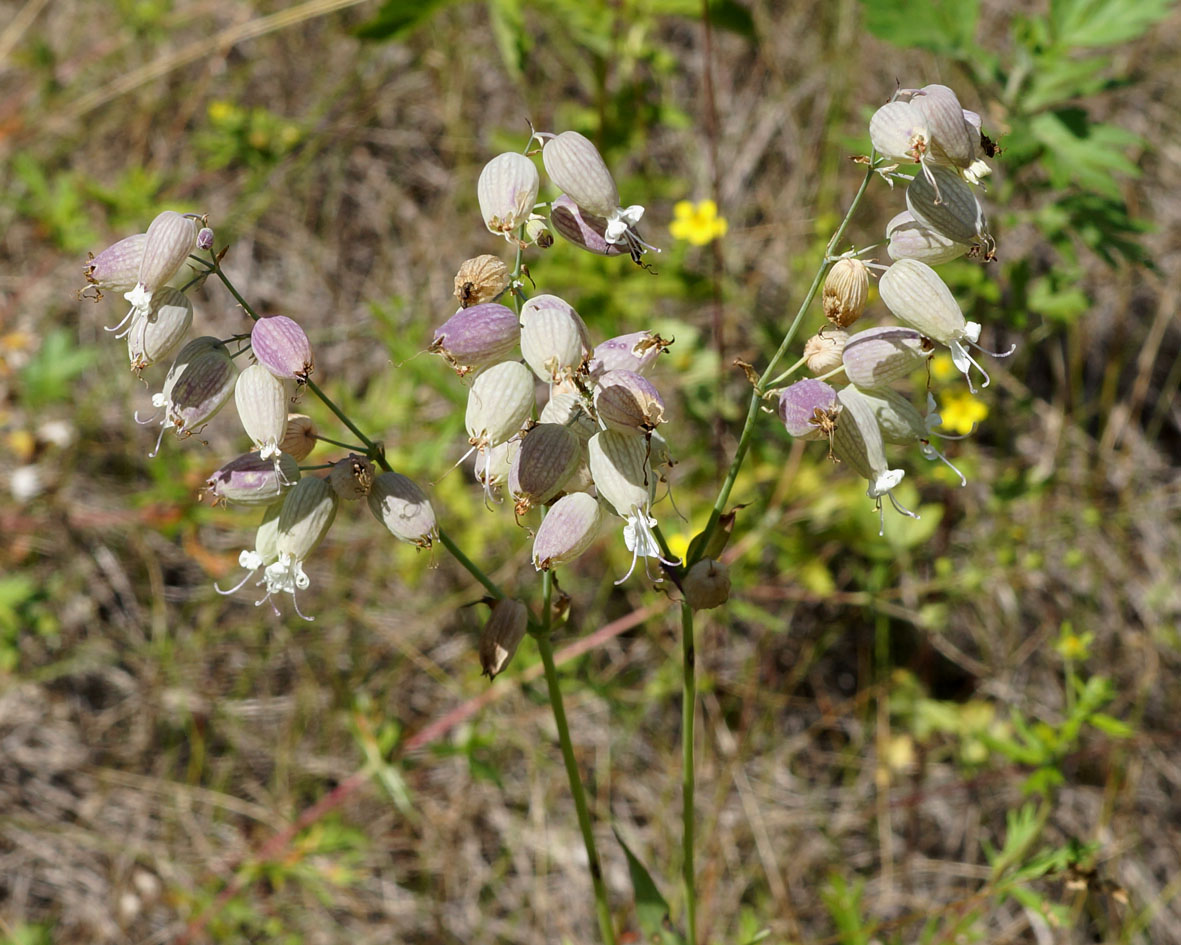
82 211 436 619
778 85 1013 532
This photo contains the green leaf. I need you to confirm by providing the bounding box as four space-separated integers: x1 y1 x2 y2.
1021 52 1112 111
353 0 457 40
18 330 97 409
858 0 980 56
646 0 756 36
487 0 529 81
1050 0 1175 47
1031 109 1143 200
1089 712 1134 738
614 830 685 945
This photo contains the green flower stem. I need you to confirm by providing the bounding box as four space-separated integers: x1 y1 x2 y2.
764 353 811 391
688 158 877 566
436 527 502 600
304 378 377 455
313 433 371 452
680 599 698 945
534 571 617 945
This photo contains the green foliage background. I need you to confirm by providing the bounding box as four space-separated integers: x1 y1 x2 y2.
0 0 1178 942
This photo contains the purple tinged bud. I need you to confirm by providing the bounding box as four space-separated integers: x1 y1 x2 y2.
197 226 215 251
478 152 540 239
886 210 968 265
588 330 670 376
542 131 620 217
777 379 840 440
251 315 314 383
83 233 146 294
479 598 530 679
235 363 292 459
532 491 603 571
593 370 666 434
509 422 582 514
205 451 301 506
127 287 192 374
367 471 436 547
549 195 625 257
841 326 933 389
430 303 521 377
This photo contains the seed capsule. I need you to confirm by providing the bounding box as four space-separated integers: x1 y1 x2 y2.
478 152 540 239
251 315 314 383
235 363 292 459
885 210 968 265
777 379 840 440
519 294 591 384
841 326 933 389
802 330 848 375
127 287 193 374
206 451 301 506
431 303 521 377
464 360 536 449
532 491 603 571
682 558 731 610
905 165 992 252
549 195 626 257
822 258 870 328
593 370 666 434
329 453 375 500
280 414 318 461
509 422 582 513
479 598 530 679
367 471 436 548
453 255 511 308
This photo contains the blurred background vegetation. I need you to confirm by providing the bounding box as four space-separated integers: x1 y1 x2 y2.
0 0 1179 942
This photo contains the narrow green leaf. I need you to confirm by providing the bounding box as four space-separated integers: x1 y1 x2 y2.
1031 109 1143 200
487 0 528 82
1089 712 1134 737
1050 0 1175 48
1021 53 1112 111
354 0 457 40
614 830 685 945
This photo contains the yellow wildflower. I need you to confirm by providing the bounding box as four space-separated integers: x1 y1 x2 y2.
930 352 959 382
939 389 988 435
669 199 728 246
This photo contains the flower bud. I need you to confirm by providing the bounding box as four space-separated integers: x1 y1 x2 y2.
127 287 193 374
868 100 930 164
905 165 992 252
683 558 730 610
886 210 968 265
280 414 318 461
802 330 848 375
262 476 339 619
832 386 904 500
549 195 626 257
524 214 554 248
84 233 146 294
197 226 215 251
903 84 976 170
778 379 840 440
251 315 314 383
478 152 540 238
519 294 591 384
206 451 301 506
539 391 597 441
464 360 536 449
532 491 603 570
367 471 436 547
840 326 933 389
124 211 198 323
593 370 666 434
822 258 869 328
588 430 653 519
235 363 292 459
542 131 620 217
454 255 510 308
431 303 521 377
509 422 582 513
479 598 530 679
587 330 670 377
329 453 375 500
